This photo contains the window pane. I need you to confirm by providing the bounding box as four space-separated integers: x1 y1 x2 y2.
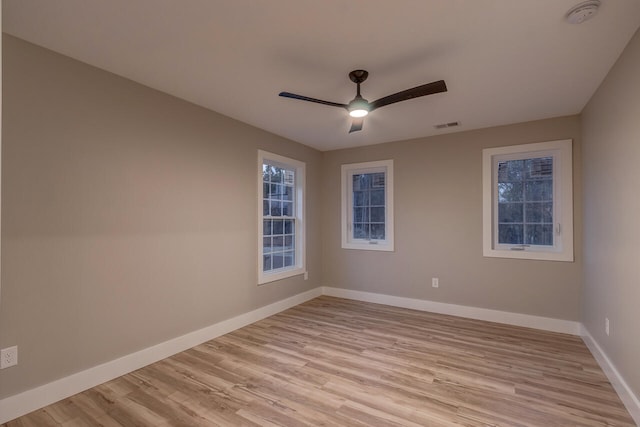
525 224 553 246
283 170 294 186
498 160 524 181
541 202 553 223
498 182 523 202
282 202 293 217
353 207 369 222
498 203 523 223
525 203 541 223
263 182 270 196
284 251 295 267
370 207 385 223
270 201 282 216
371 224 385 240
284 235 294 250
354 223 369 239
283 186 293 201
263 200 270 216
270 167 281 183
370 189 385 205
498 224 523 244
525 157 553 179
353 191 369 207
272 184 283 200
272 219 283 235
272 253 284 269
525 202 553 223
263 220 272 236
263 237 272 254
371 173 385 187
353 174 371 191
284 219 294 234
525 180 553 201
273 236 284 250
263 254 272 272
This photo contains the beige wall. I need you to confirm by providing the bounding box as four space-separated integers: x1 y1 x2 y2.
581 28 640 397
322 116 583 320
0 36 323 398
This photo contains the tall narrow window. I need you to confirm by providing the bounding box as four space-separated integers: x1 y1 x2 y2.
341 160 394 251
483 140 573 261
258 151 305 284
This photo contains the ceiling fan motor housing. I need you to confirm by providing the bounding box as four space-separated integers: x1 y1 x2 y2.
348 70 369 84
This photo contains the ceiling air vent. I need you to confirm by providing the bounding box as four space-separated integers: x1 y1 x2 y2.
435 121 459 129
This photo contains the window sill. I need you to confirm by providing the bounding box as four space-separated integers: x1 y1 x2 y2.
258 266 305 285
342 241 394 252
483 248 573 262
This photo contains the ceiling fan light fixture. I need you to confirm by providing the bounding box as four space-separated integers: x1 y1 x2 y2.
349 108 369 118
348 97 370 117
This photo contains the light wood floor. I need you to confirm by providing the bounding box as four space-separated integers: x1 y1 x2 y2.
3 296 635 426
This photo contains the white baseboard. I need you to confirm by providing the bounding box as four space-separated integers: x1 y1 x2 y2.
0 287 322 424
581 326 640 425
322 286 581 335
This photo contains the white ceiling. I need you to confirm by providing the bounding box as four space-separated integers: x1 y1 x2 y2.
3 0 640 151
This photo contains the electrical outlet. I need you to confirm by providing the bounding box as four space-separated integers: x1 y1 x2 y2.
0 346 18 369
432 277 439 288
605 317 610 336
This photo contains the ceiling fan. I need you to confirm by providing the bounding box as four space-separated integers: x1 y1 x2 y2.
279 70 447 133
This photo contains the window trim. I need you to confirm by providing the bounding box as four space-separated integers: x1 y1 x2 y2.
258 150 306 284
482 139 574 261
341 159 394 252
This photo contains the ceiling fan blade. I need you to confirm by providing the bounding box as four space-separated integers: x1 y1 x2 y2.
349 117 364 133
370 80 447 111
279 92 348 109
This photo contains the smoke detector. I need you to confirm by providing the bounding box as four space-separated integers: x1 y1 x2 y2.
566 1 601 24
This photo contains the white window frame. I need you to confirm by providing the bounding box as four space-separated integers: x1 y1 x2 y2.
341 160 394 251
482 139 573 261
258 150 305 284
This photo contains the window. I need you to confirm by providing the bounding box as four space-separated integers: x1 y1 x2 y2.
341 160 394 251
258 151 305 284
482 140 573 261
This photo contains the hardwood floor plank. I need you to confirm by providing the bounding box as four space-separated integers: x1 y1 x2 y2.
3 296 635 426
